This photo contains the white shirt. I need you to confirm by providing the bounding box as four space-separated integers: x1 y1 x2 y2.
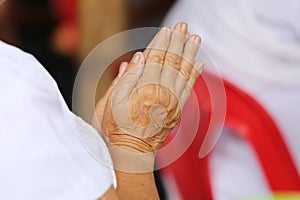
163 0 300 199
0 41 116 200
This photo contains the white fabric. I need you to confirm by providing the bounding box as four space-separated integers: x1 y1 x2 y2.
163 0 300 199
0 41 115 199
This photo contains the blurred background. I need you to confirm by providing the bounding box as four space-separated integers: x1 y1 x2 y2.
0 0 176 108
1 0 299 200
0 1 176 199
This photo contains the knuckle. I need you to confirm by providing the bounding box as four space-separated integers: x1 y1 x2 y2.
147 52 165 65
165 53 181 69
179 70 190 80
179 60 193 80
181 54 194 65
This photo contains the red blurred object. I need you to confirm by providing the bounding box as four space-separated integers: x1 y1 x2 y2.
51 0 79 55
158 72 300 199
52 0 77 26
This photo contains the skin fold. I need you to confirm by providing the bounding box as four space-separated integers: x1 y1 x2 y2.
92 22 204 200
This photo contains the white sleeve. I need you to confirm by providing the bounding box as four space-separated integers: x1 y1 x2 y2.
0 41 116 200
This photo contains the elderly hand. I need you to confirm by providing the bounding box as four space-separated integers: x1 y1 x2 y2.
93 22 204 155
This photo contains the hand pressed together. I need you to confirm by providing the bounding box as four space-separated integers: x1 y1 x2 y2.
93 22 204 155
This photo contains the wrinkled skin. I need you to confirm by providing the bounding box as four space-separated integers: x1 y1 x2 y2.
93 23 204 154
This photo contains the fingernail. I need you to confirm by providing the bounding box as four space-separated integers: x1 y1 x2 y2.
180 23 187 33
195 61 205 72
131 52 141 64
191 34 201 44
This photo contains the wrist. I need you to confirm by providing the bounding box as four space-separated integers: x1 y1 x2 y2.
107 133 157 153
106 141 156 173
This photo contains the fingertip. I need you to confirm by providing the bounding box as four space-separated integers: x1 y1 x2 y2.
191 34 201 45
173 22 188 34
131 52 144 65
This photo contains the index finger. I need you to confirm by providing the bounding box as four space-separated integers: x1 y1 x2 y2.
137 27 171 86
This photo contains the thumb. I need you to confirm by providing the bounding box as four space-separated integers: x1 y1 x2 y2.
92 61 129 130
101 61 129 100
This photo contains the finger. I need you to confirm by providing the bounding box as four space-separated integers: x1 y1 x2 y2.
137 27 171 86
146 26 171 65
143 26 171 60
175 34 201 95
124 52 144 72
180 34 201 79
113 52 145 103
188 60 204 87
103 62 129 99
160 22 188 88
93 61 129 128
164 22 187 71
180 60 204 106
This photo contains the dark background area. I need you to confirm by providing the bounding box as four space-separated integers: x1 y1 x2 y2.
0 0 176 108
0 1 177 199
